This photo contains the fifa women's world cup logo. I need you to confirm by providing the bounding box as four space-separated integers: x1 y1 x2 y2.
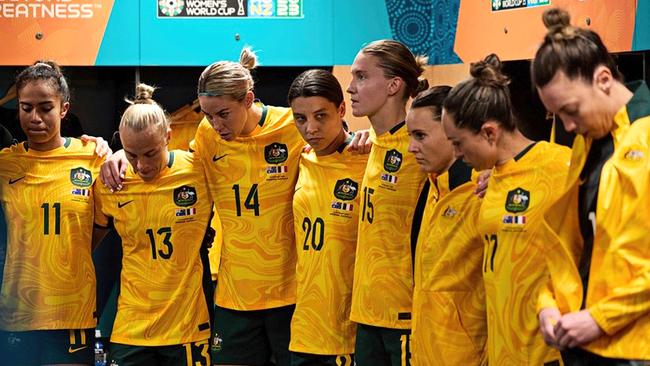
159 0 185 17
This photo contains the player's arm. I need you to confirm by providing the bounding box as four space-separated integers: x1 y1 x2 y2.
538 278 561 348
556 158 650 347
188 118 212 158
587 157 650 336
92 188 112 250
347 129 373 154
80 134 112 158
100 149 128 191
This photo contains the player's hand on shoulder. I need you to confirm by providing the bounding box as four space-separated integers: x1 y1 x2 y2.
474 170 491 198
100 149 128 192
81 134 112 158
348 129 372 154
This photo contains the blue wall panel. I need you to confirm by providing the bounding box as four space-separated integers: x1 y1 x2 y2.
95 1 140 65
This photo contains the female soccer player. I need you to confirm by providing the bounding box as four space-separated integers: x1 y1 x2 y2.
442 54 570 365
190 49 307 366
347 39 429 366
94 84 213 366
533 8 650 365
0 61 106 365
406 86 487 366
287 69 368 366
101 49 369 366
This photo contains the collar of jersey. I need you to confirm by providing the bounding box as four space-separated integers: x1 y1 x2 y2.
256 101 268 127
23 137 71 153
335 131 355 153
494 141 538 175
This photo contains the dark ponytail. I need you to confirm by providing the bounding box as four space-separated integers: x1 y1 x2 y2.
443 53 515 133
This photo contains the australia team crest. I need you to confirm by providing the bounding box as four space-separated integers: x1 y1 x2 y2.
173 185 197 207
333 178 359 201
505 187 530 213
383 149 402 173
70 167 92 187
264 142 288 164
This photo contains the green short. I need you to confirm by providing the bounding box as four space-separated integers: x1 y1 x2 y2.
290 352 354 366
0 328 94 365
212 304 295 366
354 324 411 366
109 339 211 366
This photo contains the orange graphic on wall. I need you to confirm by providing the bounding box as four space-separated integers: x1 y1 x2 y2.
0 0 115 65
455 0 637 62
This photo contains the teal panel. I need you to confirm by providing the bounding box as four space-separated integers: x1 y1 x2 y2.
93 1 464 66
332 0 392 64
632 0 650 51
95 1 140 65
140 0 334 66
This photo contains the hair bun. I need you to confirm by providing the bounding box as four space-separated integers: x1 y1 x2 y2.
239 47 259 70
543 8 577 41
543 8 571 30
413 78 429 97
134 83 156 104
469 53 510 88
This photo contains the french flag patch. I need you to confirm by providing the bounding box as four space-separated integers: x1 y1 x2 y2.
381 173 398 184
176 207 197 217
503 215 526 224
71 188 90 196
331 201 354 211
267 166 288 174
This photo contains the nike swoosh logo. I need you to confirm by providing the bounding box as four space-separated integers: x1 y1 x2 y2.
213 154 228 162
8 176 25 184
294 187 302 193
118 200 134 208
68 345 87 353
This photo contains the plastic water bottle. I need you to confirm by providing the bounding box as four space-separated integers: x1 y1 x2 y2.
94 330 107 366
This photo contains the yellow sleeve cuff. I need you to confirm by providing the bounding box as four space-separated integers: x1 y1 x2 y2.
537 287 558 313
588 305 614 336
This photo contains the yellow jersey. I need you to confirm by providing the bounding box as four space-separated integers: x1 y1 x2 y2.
480 141 569 365
411 161 487 366
539 81 650 359
0 138 102 331
350 122 428 329
94 150 212 346
190 104 303 310
290 141 368 355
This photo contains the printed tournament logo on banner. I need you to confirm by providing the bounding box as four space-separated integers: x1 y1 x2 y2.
158 0 303 18
173 185 198 207
159 0 185 16
158 0 244 17
249 0 302 17
491 0 550 12
333 178 358 201
70 167 92 187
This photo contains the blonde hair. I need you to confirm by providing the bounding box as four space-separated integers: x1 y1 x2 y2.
119 83 170 136
197 47 258 100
